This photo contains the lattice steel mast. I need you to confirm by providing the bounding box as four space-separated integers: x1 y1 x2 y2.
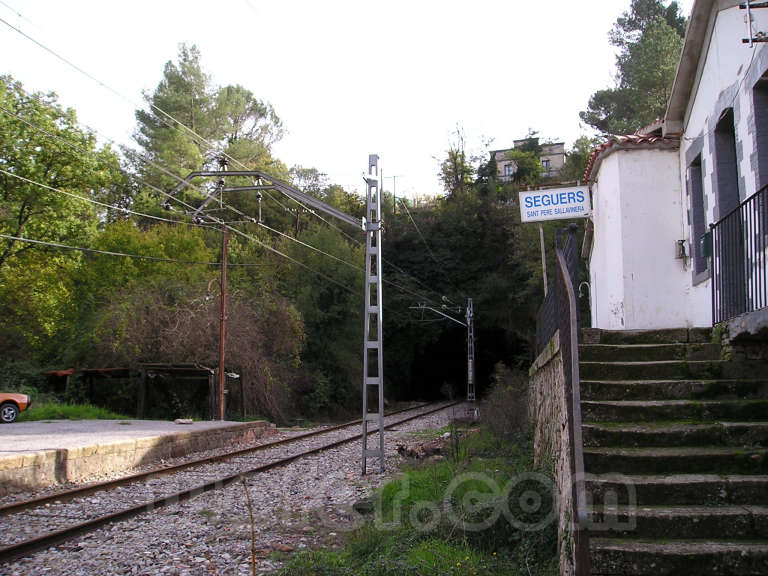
168 156 387 474
466 298 475 402
362 155 385 474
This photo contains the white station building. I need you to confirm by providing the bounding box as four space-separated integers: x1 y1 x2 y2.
583 0 768 334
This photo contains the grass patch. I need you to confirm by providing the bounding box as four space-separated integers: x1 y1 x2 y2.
407 426 451 439
18 402 129 422
275 426 558 576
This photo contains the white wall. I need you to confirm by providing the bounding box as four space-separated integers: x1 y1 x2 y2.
618 149 699 328
590 148 705 329
677 4 768 326
589 153 625 329
682 5 768 207
589 3 768 332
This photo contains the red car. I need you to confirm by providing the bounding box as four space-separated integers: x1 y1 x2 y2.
0 393 31 423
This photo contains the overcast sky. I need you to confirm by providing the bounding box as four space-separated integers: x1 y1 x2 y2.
0 0 694 199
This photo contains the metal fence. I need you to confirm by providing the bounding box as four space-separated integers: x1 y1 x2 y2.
534 224 590 575
554 227 591 576
711 184 768 323
535 224 580 354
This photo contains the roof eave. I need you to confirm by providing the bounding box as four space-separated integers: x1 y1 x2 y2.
663 0 718 136
584 137 681 183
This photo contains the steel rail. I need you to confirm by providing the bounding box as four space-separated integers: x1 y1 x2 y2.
0 403 430 517
0 402 459 564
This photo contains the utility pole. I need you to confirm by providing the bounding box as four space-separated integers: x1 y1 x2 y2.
217 157 228 421
383 174 403 218
166 157 382 448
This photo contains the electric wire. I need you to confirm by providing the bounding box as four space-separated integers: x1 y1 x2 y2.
0 103 219 229
0 168 213 230
3 89 445 306
0 12 360 245
0 17 446 305
251 221 439 303
0 99 234 227
222 224 357 295
399 198 440 265
1 17 441 304
0 0 22 19
0 234 260 266
0 104 375 299
32 5 366 246
0 167 359 293
0 95 324 295
255 221 363 273
0 0 39 33
222 195 444 304
0 100 360 287
398 197 467 301
192 189 441 303
0 16 139 112
381 257 445 303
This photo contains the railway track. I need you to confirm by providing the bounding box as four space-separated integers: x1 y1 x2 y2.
0 401 459 564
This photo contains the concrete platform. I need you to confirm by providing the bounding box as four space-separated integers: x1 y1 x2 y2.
0 419 272 495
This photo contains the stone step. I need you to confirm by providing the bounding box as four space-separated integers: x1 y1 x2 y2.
590 538 768 575
589 505 768 540
580 360 765 381
582 399 768 423
581 379 768 401
583 421 768 448
579 343 721 363
589 506 768 540
582 327 712 346
584 446 768 475
586 474 768 506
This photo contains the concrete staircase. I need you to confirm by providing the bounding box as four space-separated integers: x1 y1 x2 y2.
579 328 768 575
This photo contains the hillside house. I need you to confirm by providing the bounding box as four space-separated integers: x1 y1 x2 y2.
492 139 566 181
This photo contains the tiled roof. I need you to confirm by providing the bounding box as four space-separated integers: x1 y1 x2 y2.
583 134 680 182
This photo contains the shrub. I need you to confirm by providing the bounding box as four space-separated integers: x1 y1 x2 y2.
0 361 46 394
481 363 530 441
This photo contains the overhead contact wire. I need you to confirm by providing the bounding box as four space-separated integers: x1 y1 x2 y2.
0 19 443 304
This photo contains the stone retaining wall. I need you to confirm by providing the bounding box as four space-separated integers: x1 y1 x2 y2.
529 331 576 576
0 420 271 495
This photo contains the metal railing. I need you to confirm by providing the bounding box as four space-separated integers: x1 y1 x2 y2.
555 228 591 575
711 184 768 323
535 282 558 354
535 224 580 354
535 225 590 574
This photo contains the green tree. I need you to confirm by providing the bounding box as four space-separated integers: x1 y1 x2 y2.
580 1 686 135
133 44 212 189
0 75 123 361
560 135 602 182
610 0 687 47
280 222 364 415
504 149 542 187
0 76 122 270
438 128 475 197
132 44 285 206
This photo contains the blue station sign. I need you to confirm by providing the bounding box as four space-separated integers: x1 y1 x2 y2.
519 186 591 223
